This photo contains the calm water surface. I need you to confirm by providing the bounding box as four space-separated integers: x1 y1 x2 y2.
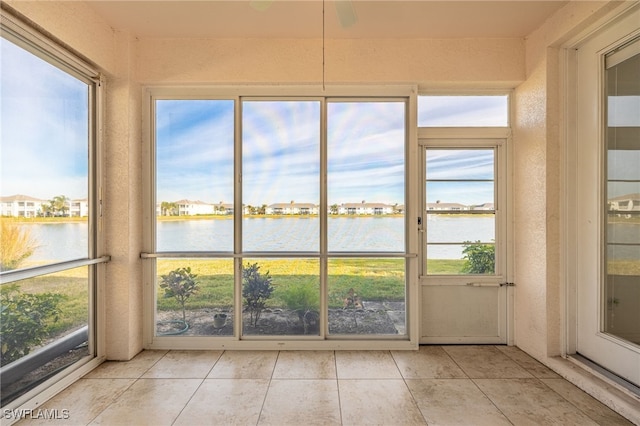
31 216 640 261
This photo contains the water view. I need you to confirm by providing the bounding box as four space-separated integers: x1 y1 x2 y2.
23 216 498 261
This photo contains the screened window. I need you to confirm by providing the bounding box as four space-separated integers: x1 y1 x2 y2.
0 18 101 407
150 94 409 341
424 148 496 275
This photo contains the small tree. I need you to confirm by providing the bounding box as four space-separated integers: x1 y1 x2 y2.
159 267 199 323
462 241 495 274
0 285 64 366
242 262 274 326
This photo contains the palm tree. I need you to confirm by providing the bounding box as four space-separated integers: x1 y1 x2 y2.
50 195 69 217
160 201 178 216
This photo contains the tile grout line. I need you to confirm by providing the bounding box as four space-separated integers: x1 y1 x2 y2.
442 345 515 425
254 350 281 425
491 345 603 423
83 350 169 425
334 350 344 426
81 377 138 426
389 348 429 425
168 349 224 426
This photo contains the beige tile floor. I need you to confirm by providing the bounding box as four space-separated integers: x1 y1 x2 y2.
17 346 634 426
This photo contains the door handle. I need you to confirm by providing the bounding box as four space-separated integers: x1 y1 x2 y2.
466 282 500 287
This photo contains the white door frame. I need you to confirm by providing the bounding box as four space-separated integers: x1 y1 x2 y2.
563 3 640 386
418 127 514 345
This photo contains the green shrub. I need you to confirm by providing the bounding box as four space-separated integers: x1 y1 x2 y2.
462 241 495 274
0 285 64 366
159 267 199 323
281 283 319 313
242 262 274 326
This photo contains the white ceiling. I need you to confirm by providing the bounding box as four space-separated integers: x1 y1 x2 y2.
86 1 568 39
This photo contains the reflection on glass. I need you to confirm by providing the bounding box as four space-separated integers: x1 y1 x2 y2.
0 38 89 267
0 267 89 404
604 46 640 345
156 100 235 252
418 95 508 127
328 102 405 252
241 259 319 336
425 149 496 275
156 259 234 336
327 258 405 335
242 101 320 252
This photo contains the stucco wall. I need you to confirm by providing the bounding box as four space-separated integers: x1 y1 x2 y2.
137 37 525 87
512 1 618 360
102 30 144 361
4 0 117 73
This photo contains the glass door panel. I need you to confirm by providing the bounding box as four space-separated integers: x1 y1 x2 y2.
425 149 496 275
604 41 640 346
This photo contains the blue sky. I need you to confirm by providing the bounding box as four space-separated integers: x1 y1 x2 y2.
0 38 88 199
1 37 89 200
156 99 408 206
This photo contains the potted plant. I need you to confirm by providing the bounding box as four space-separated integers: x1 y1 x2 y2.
213 313 227 328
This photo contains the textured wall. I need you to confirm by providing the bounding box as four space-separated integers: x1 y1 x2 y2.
512 1 615 360
4 0 117 73
136 37 525 87
102 30 144 360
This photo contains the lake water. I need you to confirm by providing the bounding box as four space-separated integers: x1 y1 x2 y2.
24 216 496 261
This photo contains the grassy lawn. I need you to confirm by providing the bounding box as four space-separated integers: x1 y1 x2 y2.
156 258 410 311
1 267 88 337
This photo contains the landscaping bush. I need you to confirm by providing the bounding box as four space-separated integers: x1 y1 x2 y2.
0 285 64 366
281 283 319 313
462 241 495 274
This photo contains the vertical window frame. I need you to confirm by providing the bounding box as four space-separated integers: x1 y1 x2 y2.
0 9 105 410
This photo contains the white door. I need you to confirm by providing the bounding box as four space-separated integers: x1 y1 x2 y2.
419 135 511 344
573 5 640 386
